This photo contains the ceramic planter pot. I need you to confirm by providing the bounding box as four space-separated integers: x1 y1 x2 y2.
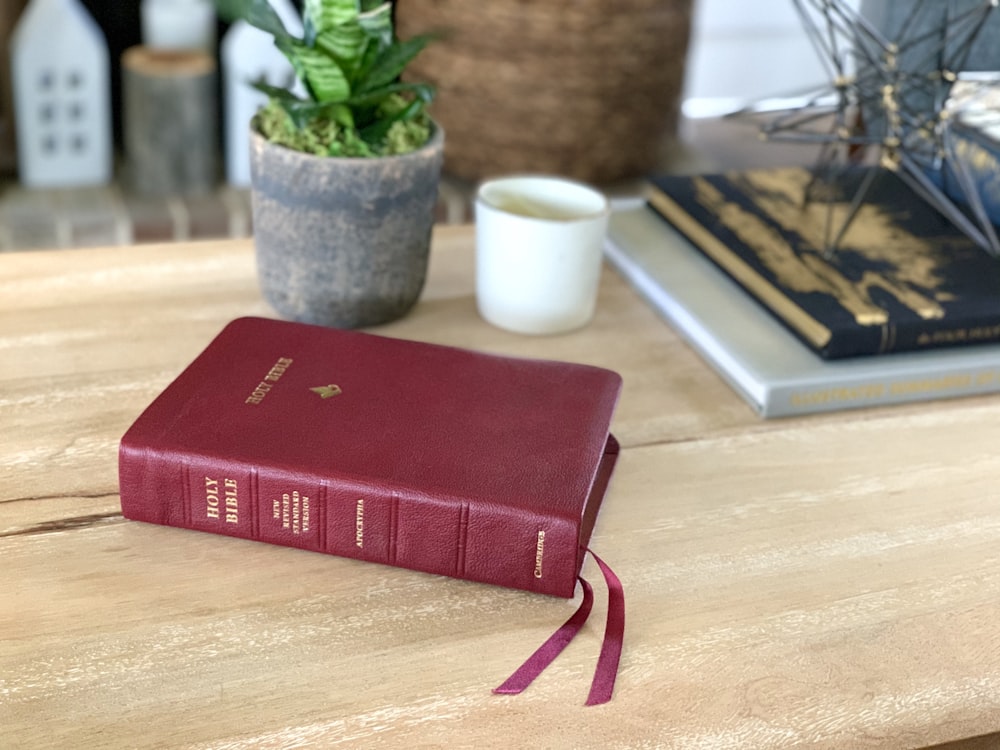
248 125 444 328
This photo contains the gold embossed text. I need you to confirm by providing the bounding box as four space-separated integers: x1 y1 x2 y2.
224 478 238 524
355 499 365 548
205 477 220 519
534 530 546 578
246 357 294 404
205 476 237 523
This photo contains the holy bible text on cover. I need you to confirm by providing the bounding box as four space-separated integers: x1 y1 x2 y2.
118 317 622 598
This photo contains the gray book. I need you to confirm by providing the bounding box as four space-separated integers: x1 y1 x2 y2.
604 205 1000 417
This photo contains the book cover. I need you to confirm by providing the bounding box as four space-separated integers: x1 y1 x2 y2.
119 317 622 597
605 206 1000 418
648 167 1000 359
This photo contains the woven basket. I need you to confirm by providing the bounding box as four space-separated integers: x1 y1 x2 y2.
396 0 692 184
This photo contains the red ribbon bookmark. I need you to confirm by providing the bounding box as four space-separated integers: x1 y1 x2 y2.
493 549 625 705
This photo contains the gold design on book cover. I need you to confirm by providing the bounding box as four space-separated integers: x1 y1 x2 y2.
649 189 833 348
676 169 959 332
310 384 343 399
732 170 947 321
534 530 546 579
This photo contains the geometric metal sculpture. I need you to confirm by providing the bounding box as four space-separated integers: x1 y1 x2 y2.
738 0 1000 256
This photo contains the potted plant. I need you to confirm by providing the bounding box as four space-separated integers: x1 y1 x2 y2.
215 0 443 328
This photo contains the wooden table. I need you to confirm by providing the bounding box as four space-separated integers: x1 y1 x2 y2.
3 228 1000 749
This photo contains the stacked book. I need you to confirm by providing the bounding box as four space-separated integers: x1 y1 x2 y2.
605 164 1000 418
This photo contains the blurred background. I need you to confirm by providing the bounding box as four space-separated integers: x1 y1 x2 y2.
0 0 845 251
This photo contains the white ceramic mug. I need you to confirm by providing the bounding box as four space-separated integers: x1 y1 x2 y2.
475 175 610 335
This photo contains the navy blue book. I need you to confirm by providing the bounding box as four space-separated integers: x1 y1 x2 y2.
647 167 1000 359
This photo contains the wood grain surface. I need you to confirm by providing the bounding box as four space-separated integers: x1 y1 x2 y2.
3 227 1000 749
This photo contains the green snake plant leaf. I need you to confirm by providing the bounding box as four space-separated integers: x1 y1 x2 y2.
358 99 424 145
277 38 351 103
348 82 434 112
357 2 393 48
218 0 434 154
314 22 367 81
304 0 360 32
311 2 391 85
356 83 434 143
215 0 293 41
253 80 355 130
356 34 434 95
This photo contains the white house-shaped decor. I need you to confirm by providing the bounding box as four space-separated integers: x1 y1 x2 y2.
221 0 302 187
11 0 112 187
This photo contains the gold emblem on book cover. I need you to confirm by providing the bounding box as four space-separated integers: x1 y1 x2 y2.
310 384 343 399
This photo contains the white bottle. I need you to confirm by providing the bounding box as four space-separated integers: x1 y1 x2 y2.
11 0 112 188
221 0 303 187
141 0 216 53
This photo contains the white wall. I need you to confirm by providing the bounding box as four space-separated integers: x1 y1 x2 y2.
681 0 861 117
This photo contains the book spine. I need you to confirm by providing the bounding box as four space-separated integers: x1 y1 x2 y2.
118 443 581 597
764 364 1000 417
892 320 1000 356
819 320 1000 360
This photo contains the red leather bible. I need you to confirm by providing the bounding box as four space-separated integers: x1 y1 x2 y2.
119 317 622 598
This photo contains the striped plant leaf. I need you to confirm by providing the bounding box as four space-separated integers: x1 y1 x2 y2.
305 0 358 33
312 2 391 84
217 0 434 153
279 38 351 103
357 2 392 47
314 23 366 80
